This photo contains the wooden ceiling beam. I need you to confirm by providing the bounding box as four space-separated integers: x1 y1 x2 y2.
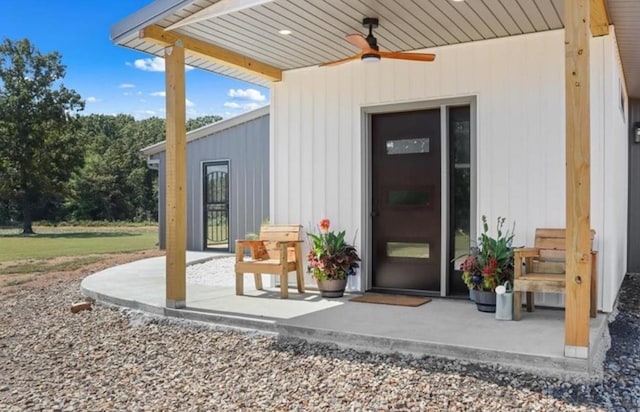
139 25 282 82
590 0 610 36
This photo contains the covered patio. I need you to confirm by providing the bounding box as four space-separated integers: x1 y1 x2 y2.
110 0 639 367
80 254 608 381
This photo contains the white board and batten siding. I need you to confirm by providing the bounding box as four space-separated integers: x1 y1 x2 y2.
271 29 628 312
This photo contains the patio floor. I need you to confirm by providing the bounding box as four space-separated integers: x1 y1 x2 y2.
80 252 609 381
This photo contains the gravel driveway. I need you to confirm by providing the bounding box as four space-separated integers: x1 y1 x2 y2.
1 259 639 411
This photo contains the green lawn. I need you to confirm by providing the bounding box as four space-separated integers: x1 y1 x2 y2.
0 225 158 262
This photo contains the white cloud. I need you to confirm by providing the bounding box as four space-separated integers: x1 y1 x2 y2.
139 99 147 103
118 83 135 89
133 57 165 72
227 88 266 102
223 101 263 112
186 98 195 107
86 96 101 103
130 57 194 72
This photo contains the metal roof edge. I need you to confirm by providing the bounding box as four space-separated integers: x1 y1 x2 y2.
110 0 196 44
140 104 270 156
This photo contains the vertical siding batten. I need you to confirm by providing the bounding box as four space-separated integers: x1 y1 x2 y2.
590 35 606 312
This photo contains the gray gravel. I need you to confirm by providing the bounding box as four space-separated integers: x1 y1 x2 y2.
2 269 640 411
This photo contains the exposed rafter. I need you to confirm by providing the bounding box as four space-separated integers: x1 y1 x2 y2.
590 0 609 36
139 25 282 82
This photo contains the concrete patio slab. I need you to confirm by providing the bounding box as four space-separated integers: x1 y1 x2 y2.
80 254 609 381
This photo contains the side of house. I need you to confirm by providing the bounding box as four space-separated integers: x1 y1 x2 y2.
142 106 269 252
270 28 628 311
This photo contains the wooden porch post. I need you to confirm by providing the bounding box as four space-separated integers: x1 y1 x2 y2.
564 0 592 358
164 41 187 309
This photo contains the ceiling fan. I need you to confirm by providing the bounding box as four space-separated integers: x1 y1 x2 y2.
320 18 436 67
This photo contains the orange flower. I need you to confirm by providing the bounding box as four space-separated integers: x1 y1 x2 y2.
319 218 330 233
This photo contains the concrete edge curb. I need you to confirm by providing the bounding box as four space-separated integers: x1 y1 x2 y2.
274 322 606 383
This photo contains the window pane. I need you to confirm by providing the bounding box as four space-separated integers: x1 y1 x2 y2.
386 138 430 155
388 190 430 206
387 242 430 258
449 106 471 294
450 109 470 164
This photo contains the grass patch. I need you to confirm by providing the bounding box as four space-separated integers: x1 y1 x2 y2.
0 226 158 262
0 255 106 275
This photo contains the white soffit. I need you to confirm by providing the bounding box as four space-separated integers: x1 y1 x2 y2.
112 0 640 97
166 0 275 30
608 0 640 98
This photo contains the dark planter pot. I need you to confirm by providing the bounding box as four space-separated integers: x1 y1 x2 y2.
316 278 348 298
475 290 497 313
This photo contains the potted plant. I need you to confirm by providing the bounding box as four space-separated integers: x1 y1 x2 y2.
307 218 360 297
460 216 515 312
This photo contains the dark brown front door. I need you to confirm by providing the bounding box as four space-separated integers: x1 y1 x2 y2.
371 109 441 292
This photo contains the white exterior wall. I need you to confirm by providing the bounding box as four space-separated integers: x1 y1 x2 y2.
270 29 628 311
596 28 628 312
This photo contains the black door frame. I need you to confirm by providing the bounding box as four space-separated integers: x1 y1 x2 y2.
361 97 477 297
202 160 230 251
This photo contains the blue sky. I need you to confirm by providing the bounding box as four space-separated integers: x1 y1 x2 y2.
0 0 269 120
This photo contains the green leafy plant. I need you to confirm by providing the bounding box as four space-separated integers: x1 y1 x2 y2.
307 218 360 281
461 216 515 291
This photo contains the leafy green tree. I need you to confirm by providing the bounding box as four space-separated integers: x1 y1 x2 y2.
68 115 165 222
0 38 84 233
187 114 222 131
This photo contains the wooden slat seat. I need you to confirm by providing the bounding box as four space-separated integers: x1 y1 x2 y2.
234 224 305 299
513 228 597 320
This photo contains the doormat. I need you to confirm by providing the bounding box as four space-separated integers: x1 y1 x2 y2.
349 293 432 307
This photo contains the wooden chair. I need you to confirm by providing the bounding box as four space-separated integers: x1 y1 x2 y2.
235 224 305 299
513 228 597 320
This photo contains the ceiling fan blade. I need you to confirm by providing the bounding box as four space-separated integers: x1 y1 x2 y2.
346 34 370 51
319 53 363 67
379 51 436 62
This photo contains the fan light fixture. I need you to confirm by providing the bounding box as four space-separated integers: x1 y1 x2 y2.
361 53 381 63
319 17 436 68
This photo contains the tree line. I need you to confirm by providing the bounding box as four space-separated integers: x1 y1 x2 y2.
0 38 221 233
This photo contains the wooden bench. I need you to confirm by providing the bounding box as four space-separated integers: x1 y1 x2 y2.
513 228 597 320
234 224 305 299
